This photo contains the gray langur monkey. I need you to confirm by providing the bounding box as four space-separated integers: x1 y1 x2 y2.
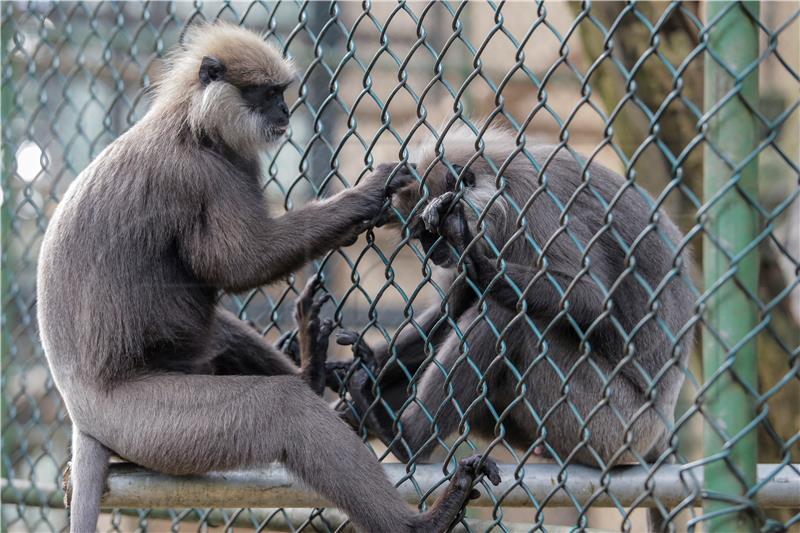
36 23 500 533
330 124 695 474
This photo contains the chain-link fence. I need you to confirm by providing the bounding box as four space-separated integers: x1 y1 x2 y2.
2 1 798 532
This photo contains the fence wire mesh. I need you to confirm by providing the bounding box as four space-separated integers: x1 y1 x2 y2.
1 1 798 532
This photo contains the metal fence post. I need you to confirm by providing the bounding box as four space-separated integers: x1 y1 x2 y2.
702 2 761 532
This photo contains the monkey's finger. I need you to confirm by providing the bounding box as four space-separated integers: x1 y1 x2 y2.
421 200 441 233
318 317 335 345
310 292 331 317
336 330 375 363
386 169 416 195
296 274 323 316
481 458 502 486
469 489 481 500
336 330 360 346
302 273 322 295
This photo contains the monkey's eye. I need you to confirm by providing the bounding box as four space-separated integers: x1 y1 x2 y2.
448 165 476 190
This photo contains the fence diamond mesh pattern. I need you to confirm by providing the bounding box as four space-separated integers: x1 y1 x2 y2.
2 1 798 532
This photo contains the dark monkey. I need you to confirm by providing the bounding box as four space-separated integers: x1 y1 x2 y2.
37 24 499 533
331 124 695 474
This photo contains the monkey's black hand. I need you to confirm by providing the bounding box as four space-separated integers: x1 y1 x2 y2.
453 454 502 490
421 191 483 281
294 275 334 395
421 191 470 249
346 163 417 244
335 329 378 368
333 330 398 443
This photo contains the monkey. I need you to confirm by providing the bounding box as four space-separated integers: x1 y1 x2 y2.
36 23 500 533
323 123 696 478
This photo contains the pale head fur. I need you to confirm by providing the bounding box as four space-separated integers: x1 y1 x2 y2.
392 122 523 243
152 22 295 155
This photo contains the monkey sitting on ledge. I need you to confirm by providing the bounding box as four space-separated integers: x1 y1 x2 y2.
37 23 499 533
321 124 695 473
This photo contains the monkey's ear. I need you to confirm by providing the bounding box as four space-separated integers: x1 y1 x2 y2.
452 164 476 187
199 56 226 85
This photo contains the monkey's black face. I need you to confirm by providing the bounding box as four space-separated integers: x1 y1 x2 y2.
198 55 292 142
417 226 456 268
239 83 291 137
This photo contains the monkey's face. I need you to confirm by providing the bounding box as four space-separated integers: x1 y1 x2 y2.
238 82 291 141
197 55 292 146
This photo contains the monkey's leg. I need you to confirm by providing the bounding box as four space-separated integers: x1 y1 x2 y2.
67 429 110 533
86 374 497 533
209 308 333 398
210 309 300 376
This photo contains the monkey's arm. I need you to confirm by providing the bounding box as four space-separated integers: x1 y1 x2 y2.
181 165 412 292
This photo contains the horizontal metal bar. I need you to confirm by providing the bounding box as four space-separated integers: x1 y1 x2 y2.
3 463 796 511
100 462 799 509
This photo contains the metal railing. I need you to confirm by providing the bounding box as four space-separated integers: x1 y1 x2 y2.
2 2 798 532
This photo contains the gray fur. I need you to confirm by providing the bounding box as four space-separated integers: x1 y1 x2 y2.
339 124 696 470
37 23 495 533
65 431 110 532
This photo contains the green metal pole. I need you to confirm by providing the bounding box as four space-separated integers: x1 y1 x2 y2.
702 2 760 532
0 1 16 482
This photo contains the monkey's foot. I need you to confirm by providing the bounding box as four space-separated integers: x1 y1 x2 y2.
294 275 334 395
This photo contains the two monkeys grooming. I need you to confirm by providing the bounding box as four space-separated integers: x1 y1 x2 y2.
38 22 693 533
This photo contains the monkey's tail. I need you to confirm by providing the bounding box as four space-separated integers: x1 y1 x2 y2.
68 429 110 533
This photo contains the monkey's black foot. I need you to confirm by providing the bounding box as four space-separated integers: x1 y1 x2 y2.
453 454 502 490
295 275 334 395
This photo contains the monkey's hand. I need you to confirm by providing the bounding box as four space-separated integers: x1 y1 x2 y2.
455 454 502 489
448 454 502 524
421 191 471 250
294 275 335 396
421 191 483 282
342 162 416 245
331 330 398 445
